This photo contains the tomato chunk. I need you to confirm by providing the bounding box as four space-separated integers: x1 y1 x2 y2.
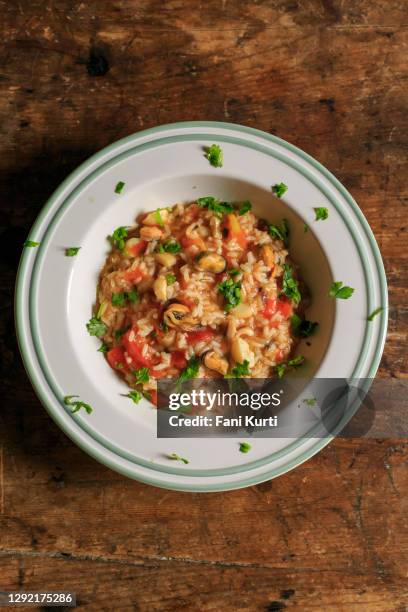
187 328 215 345
107 347 129 372
177 270 188 290
277 298 293 319
170 351 187 369
122 327 159 367
126 239 147 257
123 267 144 283
275 348 285 363
262 298 277 319
150 368 171 379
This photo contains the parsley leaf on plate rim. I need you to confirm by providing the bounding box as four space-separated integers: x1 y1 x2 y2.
329 281 354 300
367 306 383 321
63 395 93 414
115 181 125 194
167 453 189 464
314 207 329 221
239 442 252 453
65 246 81 257
272 182 288 198
124 390 143 404
205 144 223 168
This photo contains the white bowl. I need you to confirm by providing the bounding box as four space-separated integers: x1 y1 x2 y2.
15 122 387 491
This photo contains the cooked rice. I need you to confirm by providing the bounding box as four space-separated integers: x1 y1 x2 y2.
95 200 303 403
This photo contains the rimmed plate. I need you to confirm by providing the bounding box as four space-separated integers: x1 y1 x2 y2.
15 122 387 491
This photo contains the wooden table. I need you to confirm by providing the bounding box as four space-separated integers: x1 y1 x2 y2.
1 2 407 610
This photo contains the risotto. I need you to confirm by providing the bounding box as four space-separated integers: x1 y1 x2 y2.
89 197 306 405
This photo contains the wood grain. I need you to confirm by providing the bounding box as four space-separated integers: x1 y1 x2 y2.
0 1 407 609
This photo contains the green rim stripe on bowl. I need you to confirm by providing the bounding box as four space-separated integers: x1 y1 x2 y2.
29 134 373 475
15 128 388 474
15 122 388 490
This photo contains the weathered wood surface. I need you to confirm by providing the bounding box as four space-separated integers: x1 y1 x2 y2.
0 1 407 610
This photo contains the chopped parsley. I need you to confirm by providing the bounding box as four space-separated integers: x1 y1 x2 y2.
126 390 143 404
225 360 250 378
127 290 138 303
272 182 288 198
238 200 252 215
96 302 107 318
155 208 164 226
97 342 109 353
304 224 309 233
329 281 354 300
167 452 189 464
110 226 129 250
218 278 242 311
228 268 241 278
158 239 181 253
23 240 39 248
64 395 93 414
166 273 177 285
205 144 223 168
114 325 131 340
112 290 138 307
112 292 126 307
197 196 233 215
291 314 318 338
281 264 301 305
239 442 251 453
314 207 329 221
368 307 383 321
134 367 150 385
275 363 286 378
65 247 81 257
86 317 107 338
303 397 317 407
115 181 125 194
269 219 290 247
276 355 305 379
177 355 200 383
